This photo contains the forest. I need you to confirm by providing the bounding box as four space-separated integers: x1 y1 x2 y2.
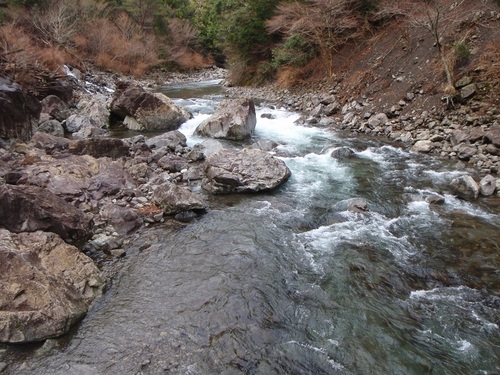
0 0 499 87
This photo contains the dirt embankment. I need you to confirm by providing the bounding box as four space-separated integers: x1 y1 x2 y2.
231 3 500 177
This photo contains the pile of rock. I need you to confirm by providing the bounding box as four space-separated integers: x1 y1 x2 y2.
0 77 291 344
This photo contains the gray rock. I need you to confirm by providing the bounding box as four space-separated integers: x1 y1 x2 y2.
450 175 480 200
202 148 291 194
456 144 477 161
426 195 445 205
479 174 496 196
455 76 473 88
0 229 104 343
368 113 389 127
40 95 70 121
99 205 142 235
146 130 187 150
36 119 65 137
460 84 477 100
153 182 207 215
110 81 190 132
331 147 355 159
412 140 434 153
195 99 256 141
348 198 369 213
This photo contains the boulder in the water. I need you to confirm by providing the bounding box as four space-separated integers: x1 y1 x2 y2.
202 148 291 194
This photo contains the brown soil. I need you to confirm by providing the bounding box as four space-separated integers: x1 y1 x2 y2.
289 1 500 116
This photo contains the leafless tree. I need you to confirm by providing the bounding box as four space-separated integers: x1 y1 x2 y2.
267 0 363 77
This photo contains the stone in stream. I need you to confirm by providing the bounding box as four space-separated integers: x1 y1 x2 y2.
450 175 480 200
195 98 256 141
152 181 207 215
202 148 291 194
0 229 104 343
479 175 497 196
330 147 355 159
347 198 369 213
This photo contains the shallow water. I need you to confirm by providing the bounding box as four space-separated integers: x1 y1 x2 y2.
4 81 499 375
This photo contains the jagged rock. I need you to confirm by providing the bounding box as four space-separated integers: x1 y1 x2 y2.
0 78 41 141
479 174 496 196
331 147 355 159
110 81 190 132
455 76 473 88
195 99 256 141
426 195 445 204
152 181 207 215
146 130 187 150
412 140 434 153
485 126 500 147
0 185 93 243
36 120 65 137
450 175 480 200
202 148 291 194
0 229 104 343
40 95 71 122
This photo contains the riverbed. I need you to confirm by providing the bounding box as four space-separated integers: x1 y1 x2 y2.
4 79 499 375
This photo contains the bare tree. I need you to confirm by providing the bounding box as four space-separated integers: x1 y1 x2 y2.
380 0 474 89
30 0 80 48
267 0 363 77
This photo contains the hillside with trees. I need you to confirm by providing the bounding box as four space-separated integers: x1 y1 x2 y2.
0 0 499 97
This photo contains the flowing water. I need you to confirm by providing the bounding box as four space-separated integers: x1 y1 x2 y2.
4 81 500 374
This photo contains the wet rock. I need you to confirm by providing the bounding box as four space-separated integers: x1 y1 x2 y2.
152 182 207 215
0 185 93 243
450 175 480 200
331 147 355 159
0 78 41 141
479 175 496 196
195 98 256 141
40 95 71 122
110 81 190 132
0 229 104 343
426 195 445 205
348 198 369 212
412 140 434 153
202 148 291 194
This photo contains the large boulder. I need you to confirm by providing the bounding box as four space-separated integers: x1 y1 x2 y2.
110 81 191 132
0 185 93 243
152 182 207 215
450 175 480 200
17 154 135 201
195 99 256 141
202 148 291 194
0 229 104 343
0 78 41 141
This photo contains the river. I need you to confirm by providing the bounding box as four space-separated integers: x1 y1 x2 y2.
4 80 499 374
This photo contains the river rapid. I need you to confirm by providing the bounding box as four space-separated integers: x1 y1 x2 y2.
6 80 500 374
